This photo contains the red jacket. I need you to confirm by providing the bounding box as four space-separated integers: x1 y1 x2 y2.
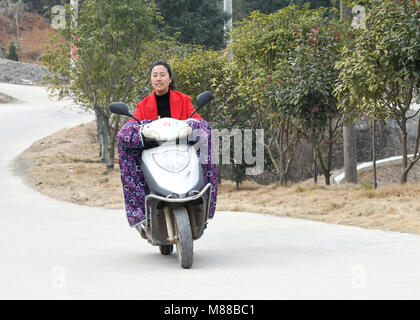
131 90 202 121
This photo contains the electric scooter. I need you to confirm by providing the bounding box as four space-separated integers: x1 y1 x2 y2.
110 91 214 268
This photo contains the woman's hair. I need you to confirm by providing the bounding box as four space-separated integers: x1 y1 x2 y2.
149 61 176 90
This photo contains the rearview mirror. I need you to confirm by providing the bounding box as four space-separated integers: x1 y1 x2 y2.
196 91 214 108
188 91 214 118
110 102 131 117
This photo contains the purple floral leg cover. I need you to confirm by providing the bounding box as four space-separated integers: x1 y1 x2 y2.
117 119 218 227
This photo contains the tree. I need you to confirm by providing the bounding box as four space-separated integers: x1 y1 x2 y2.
43 0 162 170
154 0 230 50
220 7 312 186
335 0 420 184
219 5 347 186
280 10 348 185
6 42 19 61
169 48 227 122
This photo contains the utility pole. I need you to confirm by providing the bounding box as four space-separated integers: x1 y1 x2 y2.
224 0 233 59
220 0 233 184
70 0 78 27
70 0 78 69
341 0 358 183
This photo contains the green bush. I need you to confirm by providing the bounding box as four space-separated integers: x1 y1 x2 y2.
6 42 19 62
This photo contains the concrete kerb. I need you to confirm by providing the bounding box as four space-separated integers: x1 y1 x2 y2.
334 154 415 184
334 102 419 185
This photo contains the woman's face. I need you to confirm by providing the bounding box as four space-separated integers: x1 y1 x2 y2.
150 65 172 95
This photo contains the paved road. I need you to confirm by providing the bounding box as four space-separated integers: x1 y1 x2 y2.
1 83 420 299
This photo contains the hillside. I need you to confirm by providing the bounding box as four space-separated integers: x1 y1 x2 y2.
0 11 56 64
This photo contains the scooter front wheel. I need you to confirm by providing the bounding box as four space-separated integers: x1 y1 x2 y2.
173 206 193 269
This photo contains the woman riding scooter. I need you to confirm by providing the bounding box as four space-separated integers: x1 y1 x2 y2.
116 61 218 232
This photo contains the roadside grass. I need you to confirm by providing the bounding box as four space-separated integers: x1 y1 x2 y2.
14 120 420 235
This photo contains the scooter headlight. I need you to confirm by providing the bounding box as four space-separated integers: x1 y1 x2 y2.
152 150 189 173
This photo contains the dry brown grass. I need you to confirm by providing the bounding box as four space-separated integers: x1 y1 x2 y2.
14 120 420 235
217 179 420 234
14 121 123 209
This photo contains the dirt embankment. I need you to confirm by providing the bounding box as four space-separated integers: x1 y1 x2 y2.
0 11 56 85
0 91 16 103
0 12 57 64
13 120 420 235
